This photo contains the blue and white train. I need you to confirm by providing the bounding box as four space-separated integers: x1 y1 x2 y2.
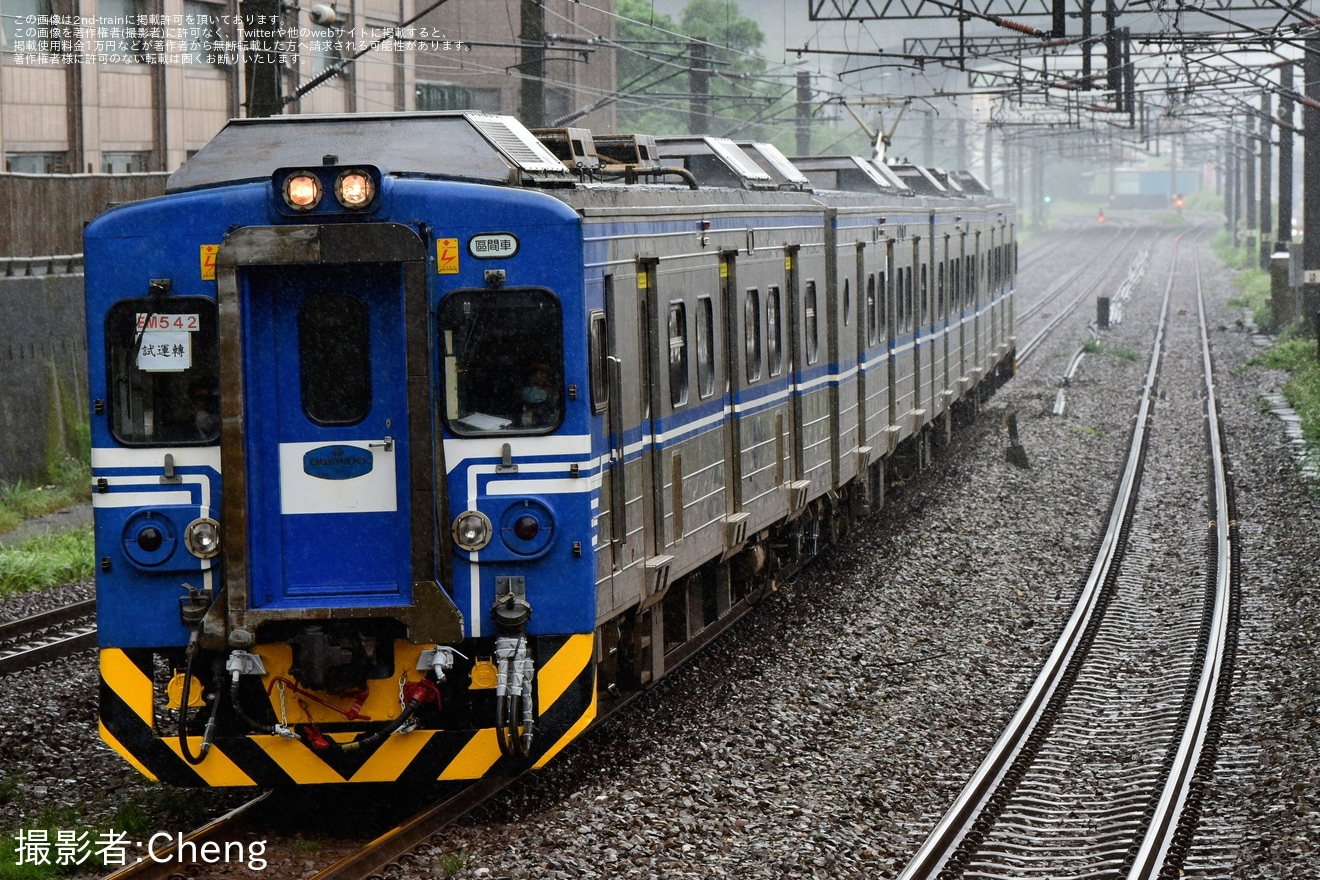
86 112 1015 786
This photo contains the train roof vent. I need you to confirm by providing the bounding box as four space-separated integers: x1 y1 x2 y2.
530 127 602 170
653 136 774 189
743 142 810 189
593 134 659 171
925 167 965 195
886 163 948 196
949 170 991 195
705 138 772 183
164 111 574 192
790 156 908 194
466 113 571 175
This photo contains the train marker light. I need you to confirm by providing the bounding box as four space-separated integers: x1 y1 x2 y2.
335 170 375 209
513 515 540 541
185 517 221 558
283 173 322 210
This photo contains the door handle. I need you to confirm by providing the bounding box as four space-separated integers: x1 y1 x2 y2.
369 436 394 452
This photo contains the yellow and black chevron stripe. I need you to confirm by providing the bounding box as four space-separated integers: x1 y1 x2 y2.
98 634 596 786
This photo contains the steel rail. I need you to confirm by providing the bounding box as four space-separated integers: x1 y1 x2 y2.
0 598 95 643
895 233 1179 880
0 599 98 674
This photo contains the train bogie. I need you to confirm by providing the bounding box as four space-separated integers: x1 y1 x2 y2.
87 112 1015 787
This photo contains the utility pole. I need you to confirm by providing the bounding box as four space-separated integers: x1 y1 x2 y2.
1260 90 1273 269
1245 119 1257 257
1278 62 1295 255
1225 125 1238 245
795 70 811 155
519 0 545 127
690 41 710 135
242 0 283 117
984 124 994 191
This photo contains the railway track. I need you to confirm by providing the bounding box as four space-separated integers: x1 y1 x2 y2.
897 237 1239 879
0 598 96 674
1014 227 1141 365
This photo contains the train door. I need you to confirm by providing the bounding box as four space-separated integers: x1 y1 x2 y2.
833 232 859 488
854 241 871 452
885 237 899 441
592 292 621 612
240 262 411 608
720 251 744 515
636 258 667 581
785 245 806 490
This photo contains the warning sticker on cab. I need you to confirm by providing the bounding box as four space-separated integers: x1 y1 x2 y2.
436 238 460 274
200 244 219 280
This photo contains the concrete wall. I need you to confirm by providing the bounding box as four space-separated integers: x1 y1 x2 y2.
0 272 87 484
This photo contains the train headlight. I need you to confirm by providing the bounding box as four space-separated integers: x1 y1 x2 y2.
452 511 493 552
335 170 375 209
283 172 322 210
185 517 221 559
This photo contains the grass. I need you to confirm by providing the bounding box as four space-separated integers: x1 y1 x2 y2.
1251 337 1320 444
0 807 99 880
0 458 90 537
1083 339 1139 362
0 527 95 597
435 851 469 877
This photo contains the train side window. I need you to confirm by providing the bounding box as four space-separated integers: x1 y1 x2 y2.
937 261 946 318
878 271 886 339
695 296 715 399
895 269 906 331
744 288 762 382
805 280 819 364
920 264 929 326
842 277 851 326
907 269 915 333
588 309 608 414
865 273 876 345
767 286 783 376
438 287 564 435
105 296 221 446
668 301 688 408
300 292 371 426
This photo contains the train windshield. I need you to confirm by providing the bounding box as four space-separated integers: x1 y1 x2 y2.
104 297 221 446
438 288 564 435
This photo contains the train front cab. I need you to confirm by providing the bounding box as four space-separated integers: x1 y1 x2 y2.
92 117 601 787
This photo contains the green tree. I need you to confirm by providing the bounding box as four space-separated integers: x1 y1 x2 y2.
614 0 793 146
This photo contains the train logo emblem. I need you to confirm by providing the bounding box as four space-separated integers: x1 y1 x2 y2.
303 445 373 480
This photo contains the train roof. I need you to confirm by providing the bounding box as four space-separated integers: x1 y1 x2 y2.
166 112 576 192
789 155 910 195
